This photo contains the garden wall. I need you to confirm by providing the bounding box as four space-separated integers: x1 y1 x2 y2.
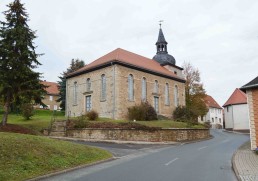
66 128 210 142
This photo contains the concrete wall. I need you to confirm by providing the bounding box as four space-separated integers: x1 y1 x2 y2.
66 128 210 142
224 104 249 131
246 89 258 150
66 64 185 120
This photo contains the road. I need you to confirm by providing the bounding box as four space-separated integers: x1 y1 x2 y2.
42 130 249 181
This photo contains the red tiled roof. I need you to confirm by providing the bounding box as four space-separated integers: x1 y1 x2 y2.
68 48 184 81
205 95 222 109
41 81 59 95
223 88 247 107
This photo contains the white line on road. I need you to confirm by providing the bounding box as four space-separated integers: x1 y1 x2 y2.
198 146 208 150
165 158 179 166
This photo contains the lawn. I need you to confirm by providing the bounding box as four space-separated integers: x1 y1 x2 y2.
0 132 112 181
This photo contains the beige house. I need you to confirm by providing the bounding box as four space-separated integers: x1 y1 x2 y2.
36 81 60 111
66 28 186 119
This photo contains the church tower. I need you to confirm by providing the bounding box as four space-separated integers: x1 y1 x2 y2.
153 24 183 77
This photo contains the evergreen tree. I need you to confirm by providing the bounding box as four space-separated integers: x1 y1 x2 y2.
57 59 85 111
183 62 208 123
0 0 45 126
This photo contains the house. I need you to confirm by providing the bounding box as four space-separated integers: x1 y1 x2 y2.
198 95 223 128
65 27 186 119
36 81 60 110
241 76 258 150
223 88 249 132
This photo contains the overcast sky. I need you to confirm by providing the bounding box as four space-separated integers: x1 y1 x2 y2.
1 0 258 106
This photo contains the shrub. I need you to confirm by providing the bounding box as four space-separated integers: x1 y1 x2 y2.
172 106 196 123
203 122 211 128
127 101 157 121
255 148 258 155
21 103 34 120
86 110 99 120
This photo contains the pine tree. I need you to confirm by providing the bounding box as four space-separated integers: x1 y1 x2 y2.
0 0 45 126
57 59 85 111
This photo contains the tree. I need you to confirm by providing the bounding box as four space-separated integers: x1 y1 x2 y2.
0 0 45 126
182 62 208 123
57 59 85 111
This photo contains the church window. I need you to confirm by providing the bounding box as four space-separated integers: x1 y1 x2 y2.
142 77 147 101
154 80 159 93
101 74 106 100
73 81 78 105
86 78 91 92
128 74 134 101
165 83 170 105
174 85 179 106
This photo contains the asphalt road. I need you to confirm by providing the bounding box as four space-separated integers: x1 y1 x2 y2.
42 130 249 181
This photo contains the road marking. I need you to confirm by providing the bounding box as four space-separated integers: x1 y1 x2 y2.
165 158 179 166
198 146 208 150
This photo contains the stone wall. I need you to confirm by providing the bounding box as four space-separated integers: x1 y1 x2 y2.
66 128 210 142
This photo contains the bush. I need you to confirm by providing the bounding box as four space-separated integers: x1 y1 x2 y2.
172 106 196 123
86 110 99 120
127 101 157 121
203 122 211 128
255 148 258 155
21 103 34 120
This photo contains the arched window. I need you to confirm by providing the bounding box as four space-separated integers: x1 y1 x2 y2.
154 80 159 93
174 85 179 106
101 74 106 100
86 78 91 92
165 83 170 105
128 74 134 101
73 81 77 105
142 77 147 101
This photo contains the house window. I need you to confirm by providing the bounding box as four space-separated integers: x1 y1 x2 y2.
54 105 57 110
49 96 53 101
154 80 159 93
219 118 221 123
227 107 229 112
154 96 159 113
86 78 91 92
73 81 78 105
128 74 134 101
101 74 106 100
165 83 170 105
142 77 147 101
174 85 179 107
86 95 92 112
212 118 214 122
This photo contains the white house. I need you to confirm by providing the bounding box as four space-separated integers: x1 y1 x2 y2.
198 95 223 128
223 88 249 132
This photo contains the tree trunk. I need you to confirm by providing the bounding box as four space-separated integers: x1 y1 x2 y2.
1 93 11 126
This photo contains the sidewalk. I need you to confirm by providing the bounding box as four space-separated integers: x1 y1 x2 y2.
233 141 258 181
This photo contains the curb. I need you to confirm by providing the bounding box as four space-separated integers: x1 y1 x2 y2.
26 157 115 181
223 130 250 135
232 148 242 181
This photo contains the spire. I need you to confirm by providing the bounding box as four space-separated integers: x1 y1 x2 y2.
156 28 167 45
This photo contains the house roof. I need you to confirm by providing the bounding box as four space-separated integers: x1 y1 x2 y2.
41 81 59 95
67 48 185 82
241 76 258 90
223 88 247 107
205 95 222 109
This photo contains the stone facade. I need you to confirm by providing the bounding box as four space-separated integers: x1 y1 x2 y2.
246 89 258 150
66 128 210 142
66 64 185 120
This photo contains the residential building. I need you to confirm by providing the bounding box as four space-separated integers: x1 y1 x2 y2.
198 95 223 128
241 76 258 150
66 27 186 119
223 88 249 132
36 81 60 110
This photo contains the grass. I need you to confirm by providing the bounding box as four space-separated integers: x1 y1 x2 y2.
0 132 112 181
4 109 65 134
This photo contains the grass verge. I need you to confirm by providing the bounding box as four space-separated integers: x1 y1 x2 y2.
0 132 112 181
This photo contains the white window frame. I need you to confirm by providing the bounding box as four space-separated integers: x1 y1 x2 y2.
174 85 179 107
141 77 147 101
101 74 106 101
165 83 170 105
86 78 91 92
73 82 78 105
128 74 134 101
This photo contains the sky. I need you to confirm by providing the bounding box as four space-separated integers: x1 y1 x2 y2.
0 0 257 106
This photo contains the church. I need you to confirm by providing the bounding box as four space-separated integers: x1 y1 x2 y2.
66 27 186 119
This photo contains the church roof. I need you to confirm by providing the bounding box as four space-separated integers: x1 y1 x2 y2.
156 28 167 44
205 95 222 109
223 88 247 107
67 48 185 82
41 81 59 95
241 76 258 90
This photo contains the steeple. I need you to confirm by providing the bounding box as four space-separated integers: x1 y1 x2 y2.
153 24 176 66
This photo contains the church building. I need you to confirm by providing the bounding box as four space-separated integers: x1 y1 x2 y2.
66 27 186 119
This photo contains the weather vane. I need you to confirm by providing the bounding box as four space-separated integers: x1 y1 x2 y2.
159 20 164 28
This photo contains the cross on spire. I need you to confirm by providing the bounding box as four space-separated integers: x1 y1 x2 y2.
159 20 164 29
